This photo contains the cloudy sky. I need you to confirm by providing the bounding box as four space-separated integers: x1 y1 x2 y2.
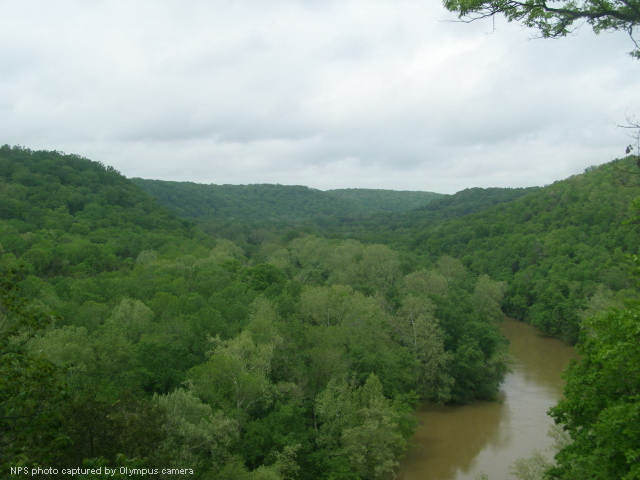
2 1 639 193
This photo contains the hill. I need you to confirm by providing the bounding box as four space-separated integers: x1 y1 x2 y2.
324 186 536 244
131 178 444 229
0 145 206 278
131 162 640 344
325 188 443 213
347 158 640 343
1 146 507 478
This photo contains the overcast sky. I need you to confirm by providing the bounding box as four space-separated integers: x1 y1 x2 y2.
2 1 639 193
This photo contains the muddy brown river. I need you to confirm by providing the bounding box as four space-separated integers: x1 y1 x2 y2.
399 318 575 480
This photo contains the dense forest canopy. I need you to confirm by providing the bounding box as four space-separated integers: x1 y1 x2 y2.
440 1 640 476
138 159 640 344
363 160 640 344
2 145 639 479
1 147 507 479
2 0 639 478
131 179 443 242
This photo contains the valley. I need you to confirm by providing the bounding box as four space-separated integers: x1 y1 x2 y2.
1 146 638 480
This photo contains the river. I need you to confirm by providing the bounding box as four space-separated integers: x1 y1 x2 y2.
399 318 575 480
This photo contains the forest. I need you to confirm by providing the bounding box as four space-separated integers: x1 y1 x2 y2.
1 145 639 479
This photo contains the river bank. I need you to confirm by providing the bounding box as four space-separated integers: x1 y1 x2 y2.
399 318 575 480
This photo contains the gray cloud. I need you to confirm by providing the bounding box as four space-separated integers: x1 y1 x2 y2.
1 1 639 193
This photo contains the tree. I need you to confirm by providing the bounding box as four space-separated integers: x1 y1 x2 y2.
436 255 467 286
548 306 640 479
473 274 506 321
188 329 277 419
104 298 154 343
155 389 239 474
0 269 71 469
443 0 640 58
299 285 355 327
401 269 448 298
315 375 409 480
395 295 453 401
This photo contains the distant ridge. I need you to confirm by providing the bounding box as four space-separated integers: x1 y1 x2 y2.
325 188 443 213
132 179 444 225
357 158 640 343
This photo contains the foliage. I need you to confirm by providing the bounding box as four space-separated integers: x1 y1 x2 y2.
443 0 640 58
0 270 69 469
10 145 639 480
315 375 410 480
325 188 444 213
1 147 509 479
333 159 639 343
132 178 443 242
548 305 640 479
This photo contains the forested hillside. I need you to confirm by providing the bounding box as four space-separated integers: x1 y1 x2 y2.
132 179 442 234
1 147 507 479
3 146 638 479
324 186 536 245
374 159 640 343
134 161 640 344
325 189 443 213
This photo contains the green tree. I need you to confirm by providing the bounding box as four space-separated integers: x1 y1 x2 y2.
548 306 640 479
188 330 277 419
0 270 70 468
315 374 409 480
401 269 448 298
436 255 467 286
104 298 154 343
396 295 453 401
473 274 506 321
443 0 640 58
299 285 355 327
340 375 407 480
155 389 239 474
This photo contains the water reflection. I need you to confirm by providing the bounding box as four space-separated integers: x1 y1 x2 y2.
399 319 574 480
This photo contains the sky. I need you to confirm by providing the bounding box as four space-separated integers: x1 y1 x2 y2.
2 1 639 194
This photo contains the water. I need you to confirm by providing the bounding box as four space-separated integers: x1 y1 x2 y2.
399 318 575 480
